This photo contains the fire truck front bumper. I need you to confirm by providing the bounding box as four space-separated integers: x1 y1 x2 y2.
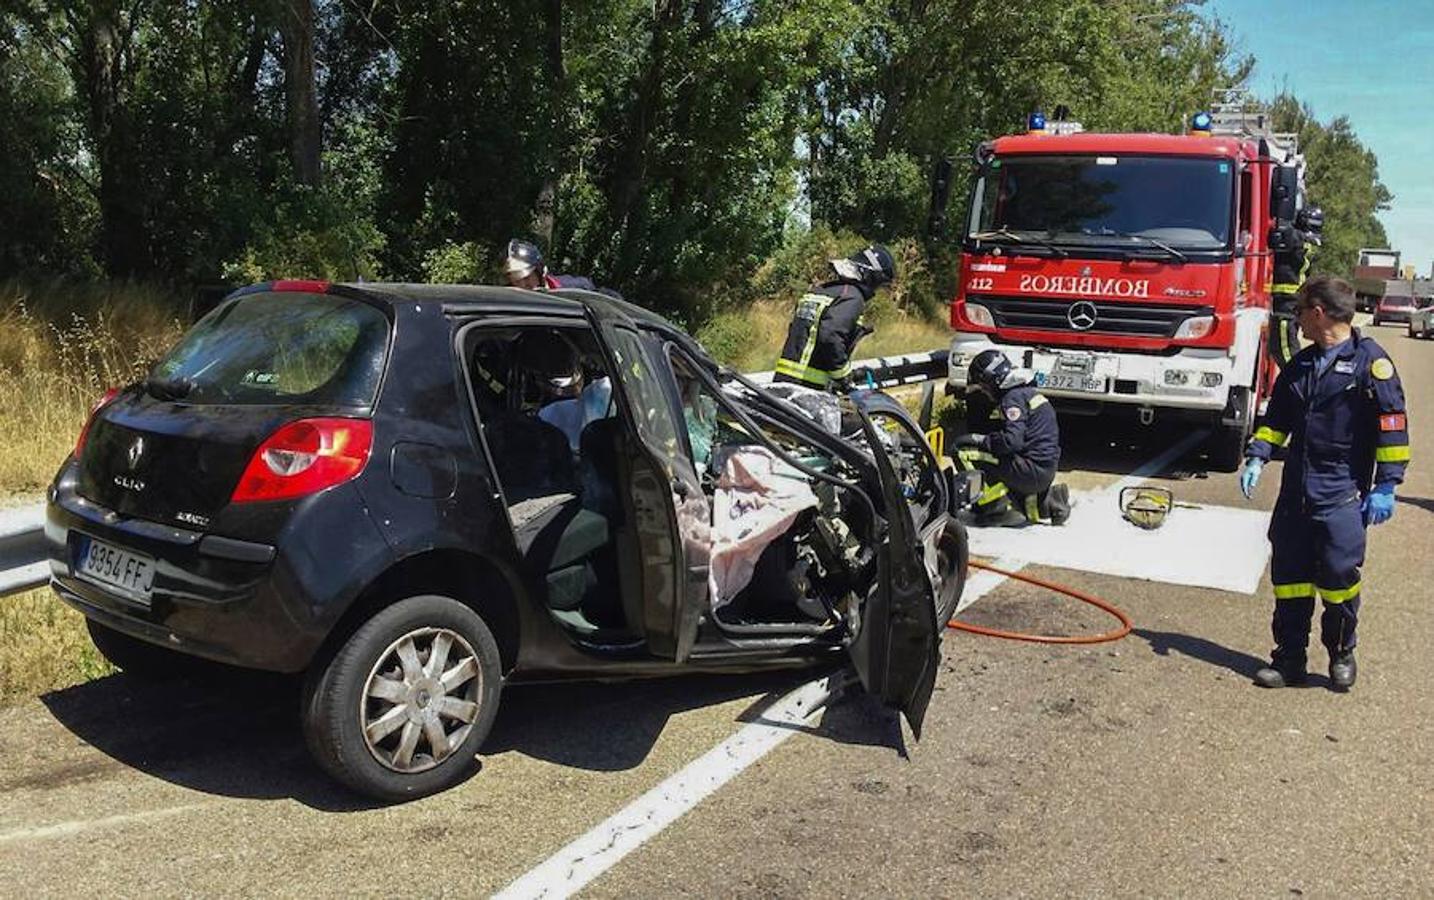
947 335 1236 413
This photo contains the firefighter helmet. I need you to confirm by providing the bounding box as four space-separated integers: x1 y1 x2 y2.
968 349 1015 398
503 239 547 286
1296 205 1324 244
831 244 896 288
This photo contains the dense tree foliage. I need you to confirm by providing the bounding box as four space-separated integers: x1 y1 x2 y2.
0 0 1395 321
1268 93 1391 277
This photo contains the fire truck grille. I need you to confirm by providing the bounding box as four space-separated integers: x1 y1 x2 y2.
974 295 1215 338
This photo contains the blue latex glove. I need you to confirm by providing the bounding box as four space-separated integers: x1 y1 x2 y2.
1362 483 1396 526
1239 458 1263 500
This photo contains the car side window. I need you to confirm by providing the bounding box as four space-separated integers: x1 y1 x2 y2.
605 327 684 473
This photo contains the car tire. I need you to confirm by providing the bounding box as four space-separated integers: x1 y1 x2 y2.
87 618 202 679
301 594 502 802
933 519 970 628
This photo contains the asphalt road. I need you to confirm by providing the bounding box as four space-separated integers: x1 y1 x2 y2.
2 323 1431 897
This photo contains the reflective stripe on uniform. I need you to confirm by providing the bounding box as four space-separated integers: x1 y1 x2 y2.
1273 581 1315 600
1375 445 1411 463
1319 582 1362 604
975 481 1009 507
1029 394 1049 409
1024 494 1041 522
957 447 999 466
1253 426 1289 446
792 293 833 368
1271 283 1300 295
774 358 830 386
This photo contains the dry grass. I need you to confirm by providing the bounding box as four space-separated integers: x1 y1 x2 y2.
0 587 115 704
0 281 181 704
0 281 186 501
696 297 952 375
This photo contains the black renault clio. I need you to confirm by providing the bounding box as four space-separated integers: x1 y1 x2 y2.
46 281 967 800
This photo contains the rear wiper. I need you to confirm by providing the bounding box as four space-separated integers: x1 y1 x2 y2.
1095 230 1188 263
145 375 194 401
969 227 1067 257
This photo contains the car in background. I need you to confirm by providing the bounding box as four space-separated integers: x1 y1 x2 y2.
1408 296 1434 339
45 281 967 801
1372 293 1416 327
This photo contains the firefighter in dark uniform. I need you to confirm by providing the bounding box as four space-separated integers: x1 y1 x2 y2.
1267 205 1324 371
953 349 1070 526
1241 275 1408 690
773 244 895 390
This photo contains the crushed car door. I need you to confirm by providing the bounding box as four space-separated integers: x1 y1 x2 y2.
846 398 941 737
591 317 710 662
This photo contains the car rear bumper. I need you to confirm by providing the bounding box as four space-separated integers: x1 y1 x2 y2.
47 481 318 673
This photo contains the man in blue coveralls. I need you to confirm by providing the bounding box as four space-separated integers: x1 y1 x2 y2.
1240 275 1410 690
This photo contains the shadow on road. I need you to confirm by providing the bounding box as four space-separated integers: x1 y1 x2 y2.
1397 494 1434 515
40 663 904 809
1057 420 1215 480
1133 628 1267 678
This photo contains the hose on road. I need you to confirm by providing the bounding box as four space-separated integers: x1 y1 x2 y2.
946 560 1132 644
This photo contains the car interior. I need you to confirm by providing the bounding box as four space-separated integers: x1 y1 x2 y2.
465 323 889 650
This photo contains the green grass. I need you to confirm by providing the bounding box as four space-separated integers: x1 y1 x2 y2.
0 587 115 705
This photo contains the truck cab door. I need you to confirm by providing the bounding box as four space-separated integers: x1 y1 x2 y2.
846 399 941 737
588 312 709 662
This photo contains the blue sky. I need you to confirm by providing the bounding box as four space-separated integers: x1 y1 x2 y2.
1204 0 1434 275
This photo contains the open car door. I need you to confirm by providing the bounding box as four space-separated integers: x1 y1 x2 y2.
846 397 941 737
585 306 709 662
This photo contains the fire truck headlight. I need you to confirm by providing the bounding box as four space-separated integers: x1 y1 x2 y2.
1173 315 1215 340
1200 372 1224 388
1163 369 1190 386
964 303 995 328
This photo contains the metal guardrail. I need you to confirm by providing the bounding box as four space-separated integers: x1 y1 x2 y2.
1 503 48 598
0 349 950 601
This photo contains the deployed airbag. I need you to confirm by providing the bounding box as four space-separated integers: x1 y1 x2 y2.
709 446 819 607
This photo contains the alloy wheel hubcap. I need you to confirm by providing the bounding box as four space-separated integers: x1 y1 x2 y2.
361 627 483 774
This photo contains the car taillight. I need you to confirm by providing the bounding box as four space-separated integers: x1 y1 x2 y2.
74 387 120 459
231 418 373 504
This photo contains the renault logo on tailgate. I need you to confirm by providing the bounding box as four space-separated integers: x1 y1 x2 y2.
128 436 145 470
1067 301 1098 331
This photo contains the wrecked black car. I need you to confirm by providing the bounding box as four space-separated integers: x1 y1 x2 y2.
45 281 967 800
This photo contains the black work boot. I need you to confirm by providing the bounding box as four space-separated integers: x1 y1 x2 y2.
1329 650 1357 690
1254 657 1308 688
1045 483 1072 526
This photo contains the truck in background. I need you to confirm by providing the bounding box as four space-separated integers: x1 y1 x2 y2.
944 94 1305 470
1353 247 1401 312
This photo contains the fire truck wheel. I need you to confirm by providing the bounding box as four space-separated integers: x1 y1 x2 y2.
1209 387 1254 473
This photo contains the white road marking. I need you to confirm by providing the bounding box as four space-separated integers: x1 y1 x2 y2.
494 429 1206 900
0 803 216 845
493 674 842 900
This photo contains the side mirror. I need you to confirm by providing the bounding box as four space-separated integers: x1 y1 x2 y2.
1269 167 1298 223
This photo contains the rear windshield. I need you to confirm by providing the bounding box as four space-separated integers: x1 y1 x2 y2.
148 291 390 406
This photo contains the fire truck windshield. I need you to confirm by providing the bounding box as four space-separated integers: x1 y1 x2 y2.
969 155 1234 253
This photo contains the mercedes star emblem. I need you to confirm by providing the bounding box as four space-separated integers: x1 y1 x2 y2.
1067 301 1098 331
128 436 145 470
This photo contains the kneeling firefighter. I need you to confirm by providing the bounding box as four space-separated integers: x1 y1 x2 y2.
954 350 1070 526
773 244 895 391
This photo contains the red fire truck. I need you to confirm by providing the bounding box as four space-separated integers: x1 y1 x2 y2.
945 102 1303 470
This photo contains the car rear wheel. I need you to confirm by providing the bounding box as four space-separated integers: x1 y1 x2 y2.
302 594 502 802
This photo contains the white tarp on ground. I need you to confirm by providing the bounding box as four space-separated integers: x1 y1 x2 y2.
965 490 1273 595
